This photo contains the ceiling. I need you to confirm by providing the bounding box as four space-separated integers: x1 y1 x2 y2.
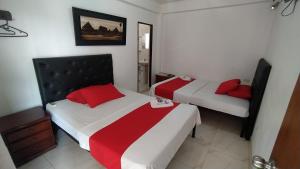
153 0 185 4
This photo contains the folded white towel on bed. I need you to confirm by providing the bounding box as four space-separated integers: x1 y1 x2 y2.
179 75 192 81
150 98 174 108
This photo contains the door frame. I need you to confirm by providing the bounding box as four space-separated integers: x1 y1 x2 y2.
137 22 153 92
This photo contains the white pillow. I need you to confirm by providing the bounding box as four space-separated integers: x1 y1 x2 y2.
180 75 192 81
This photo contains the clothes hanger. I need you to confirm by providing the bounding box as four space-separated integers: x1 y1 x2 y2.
0 10 28 37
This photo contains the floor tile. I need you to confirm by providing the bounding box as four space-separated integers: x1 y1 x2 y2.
55 130 77 147
211 129 249 161
172 137 209 168
226 138 250 161
167 159 193 169
226 159 249 169
44 139 99 169
84 161 106 169
211 129 241 150
18 156 54 169
198 149 232 169
195 124 218 145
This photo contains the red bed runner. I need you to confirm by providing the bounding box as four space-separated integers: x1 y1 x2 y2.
155 78 193 100
89 102 179 169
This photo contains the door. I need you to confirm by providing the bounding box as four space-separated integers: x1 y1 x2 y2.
270 75 300 169
137 22 153 93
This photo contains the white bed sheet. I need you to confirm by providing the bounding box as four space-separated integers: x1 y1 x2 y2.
189 82 249 117
150 78 249 118
47 88 201 169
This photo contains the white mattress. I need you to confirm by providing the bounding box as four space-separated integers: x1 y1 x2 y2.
47 88 201 169
189 82 249 117
150 78 249 118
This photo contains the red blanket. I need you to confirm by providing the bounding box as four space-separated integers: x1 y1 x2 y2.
89 102 179 169
155 78 193 100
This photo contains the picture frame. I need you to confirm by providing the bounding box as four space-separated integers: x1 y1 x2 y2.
72 7 127 46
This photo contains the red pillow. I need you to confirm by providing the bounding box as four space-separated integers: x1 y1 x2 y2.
228 85 252 99
215 79 241 94
80 83 125 108
66 90 87 104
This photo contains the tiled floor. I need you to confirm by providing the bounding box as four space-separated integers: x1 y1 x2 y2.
18 108 250 169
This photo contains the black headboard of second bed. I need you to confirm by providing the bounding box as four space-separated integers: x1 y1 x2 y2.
244 58 272 140
33 54 114 108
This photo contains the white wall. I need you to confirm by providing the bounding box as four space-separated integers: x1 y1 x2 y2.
160 1 274 82
0 0 160 116
251 3 300 159
0 137 16 169
0 87 11 117
0 71 11 116
119 0 161 13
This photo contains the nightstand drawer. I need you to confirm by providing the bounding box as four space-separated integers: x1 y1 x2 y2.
6 120 51 143
0 107 56 167
9 129 54 153
12 138 55 166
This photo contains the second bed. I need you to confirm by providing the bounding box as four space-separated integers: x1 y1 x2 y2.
150 58 271 139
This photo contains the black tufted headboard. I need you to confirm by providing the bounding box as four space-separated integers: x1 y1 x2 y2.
243 58 271 140
33 54 114 108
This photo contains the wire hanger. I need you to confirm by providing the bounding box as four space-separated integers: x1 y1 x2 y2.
281 0 298 16
0 10 28 37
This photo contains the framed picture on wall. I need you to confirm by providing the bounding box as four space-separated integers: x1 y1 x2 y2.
72 7 127 46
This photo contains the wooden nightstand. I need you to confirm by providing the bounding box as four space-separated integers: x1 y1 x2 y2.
155 73 175 83
0 107 56 167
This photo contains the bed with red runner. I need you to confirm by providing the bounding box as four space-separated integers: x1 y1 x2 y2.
45 89 201 169
34 55 201 169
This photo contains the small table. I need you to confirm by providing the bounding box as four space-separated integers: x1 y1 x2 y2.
0 107 56 167
155 73 175 83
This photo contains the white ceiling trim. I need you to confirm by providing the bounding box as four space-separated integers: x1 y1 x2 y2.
154 0 186 4
117 0 161 13
118 0 271 14
160 0 271 14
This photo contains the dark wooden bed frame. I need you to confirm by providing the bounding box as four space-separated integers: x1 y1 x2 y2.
33 54 197 141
